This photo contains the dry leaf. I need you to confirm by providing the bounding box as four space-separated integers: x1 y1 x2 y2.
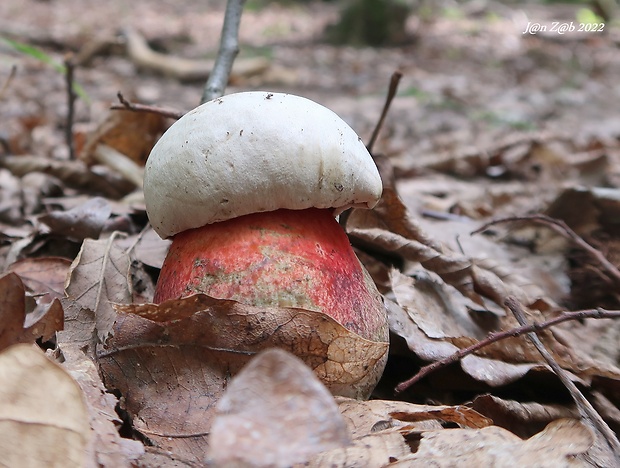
336 397 492 439
121 227 170 269
98 294 388 462
8 256 71 300
58 297 98 356
0 272 64 351
0 344 90 467
65 233 132 343
61 345 145 467
0 273 29 351
306 432 411 468
207 348 352 467
111 294 388 397
39 197 112 241
386 279 542 388
81 108 166 167
392 419 593 466
471 394 579 438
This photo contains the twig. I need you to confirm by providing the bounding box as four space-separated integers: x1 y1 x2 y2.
367 70 403 154
505 296 620 460
111 92 184 120
64 54 76 160
395 307 620 393
201 0 247 104
0 65 17 101
473 214 620 286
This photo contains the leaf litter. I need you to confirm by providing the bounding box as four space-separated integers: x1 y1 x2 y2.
0 0 619 465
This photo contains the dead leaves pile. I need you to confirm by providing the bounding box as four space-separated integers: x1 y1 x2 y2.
1 122 619 465
1 38 620 468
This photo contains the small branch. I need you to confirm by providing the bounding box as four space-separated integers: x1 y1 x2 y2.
64 54 77 160
0 65 17 101
395 307 620 393
201 0 247 104
505 297 620 460
367 70 403 154
473 214 620 286
111 92 184 120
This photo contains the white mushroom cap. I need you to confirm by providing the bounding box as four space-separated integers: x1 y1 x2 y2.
144 91 383 238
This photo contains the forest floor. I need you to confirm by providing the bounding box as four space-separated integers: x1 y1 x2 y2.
2 0 620 466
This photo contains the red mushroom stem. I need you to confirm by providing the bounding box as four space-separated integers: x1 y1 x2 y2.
153 208 387 342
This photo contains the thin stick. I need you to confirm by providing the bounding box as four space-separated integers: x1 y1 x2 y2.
367 70 403 153
64 54 76 160
505 296 620 460
111 92 184 120
0 65 17 101
395 307 620 393
473 214 620 286
201 0 247 104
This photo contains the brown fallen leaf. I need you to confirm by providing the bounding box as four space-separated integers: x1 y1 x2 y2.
347 185 542 308
111 294 388 398
336 397 492 439
39 196 112 241
305 431 411 468
119 227 171 269
470 393 579 438
392 418 593 467
0 272 64 351
8 256 71 300
385 275 543 388
65 233 132 343
0 344 90 467
98 294 388 462
207 348 352 467
61 344 145 467
81 108 166 167
305 398 492 467
0 273 30 351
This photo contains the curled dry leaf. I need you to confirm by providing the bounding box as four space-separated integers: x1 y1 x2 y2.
0 272 64 351
0 344 90 467
98 294 388 462
470 394 579 439
207 348 352 467
111 294 388 397
388 268 620 393
0 273 30 351
347 186 538 308
81 107 166 167
8 256 71 300
386 274 543 388
392 418 593 467
61 345 145 467
39 196 112 241
65 233 132 343
306 398 492 467
336 397 492 439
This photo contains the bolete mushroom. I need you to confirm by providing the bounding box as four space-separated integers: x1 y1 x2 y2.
143 91 388 396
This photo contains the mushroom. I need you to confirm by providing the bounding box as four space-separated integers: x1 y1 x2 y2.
143 91 388 396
